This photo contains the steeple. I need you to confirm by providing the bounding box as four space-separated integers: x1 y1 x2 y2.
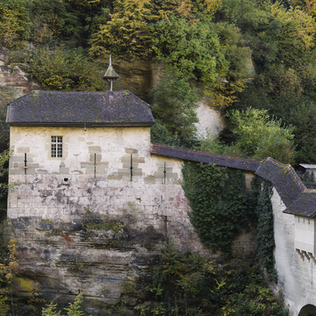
103 55 120 97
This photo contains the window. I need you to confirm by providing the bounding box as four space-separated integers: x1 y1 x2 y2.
51 136 62 158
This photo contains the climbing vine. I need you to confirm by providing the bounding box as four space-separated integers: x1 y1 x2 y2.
251 177 277 282
182 162 256 256
182 162 276 280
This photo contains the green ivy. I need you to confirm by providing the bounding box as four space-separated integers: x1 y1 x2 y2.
182 162 255 256
182 162 277 280
252 177 277 282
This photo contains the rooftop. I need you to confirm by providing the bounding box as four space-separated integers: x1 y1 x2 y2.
150 143 260 172
7 90 155 127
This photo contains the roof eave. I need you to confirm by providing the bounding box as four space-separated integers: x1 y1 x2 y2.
7 121 155 128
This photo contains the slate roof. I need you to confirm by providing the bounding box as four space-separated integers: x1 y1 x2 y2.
151 144 316 218
150 143 260 172
255 158 316 218
6 90 155 127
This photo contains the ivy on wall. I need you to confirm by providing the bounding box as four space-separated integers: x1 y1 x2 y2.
252 176 277 282
182 162 256 256
182 162 277 280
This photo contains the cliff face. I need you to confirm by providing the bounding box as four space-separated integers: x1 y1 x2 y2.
0 48 39 115
12 212 256 313
12 214 167 312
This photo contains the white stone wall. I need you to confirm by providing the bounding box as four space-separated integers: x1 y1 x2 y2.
8 126 207 251
272 189 316 315
294 216 316 255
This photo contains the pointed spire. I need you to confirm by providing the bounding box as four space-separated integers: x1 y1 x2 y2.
103 55 120 98
103 55 120 83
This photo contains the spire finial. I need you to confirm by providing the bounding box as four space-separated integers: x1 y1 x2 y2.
103 55 120 96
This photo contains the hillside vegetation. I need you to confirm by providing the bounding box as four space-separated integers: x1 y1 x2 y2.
0 1 305 314
2 0 316 165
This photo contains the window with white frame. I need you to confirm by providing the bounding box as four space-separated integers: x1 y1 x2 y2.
51 136 63 158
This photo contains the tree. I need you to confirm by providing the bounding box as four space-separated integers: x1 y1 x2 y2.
0 0 29 48
150 123 180 147
151 17 228 87
150 71 199 142
89 0 154 59
211 22 252 106
227 108 294 163
27 0 79 45
26 47 107 91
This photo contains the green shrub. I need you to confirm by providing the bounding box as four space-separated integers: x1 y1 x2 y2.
25 47 107 91
227 108 294 164
42 292 85 316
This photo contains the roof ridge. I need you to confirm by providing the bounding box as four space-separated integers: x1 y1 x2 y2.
150 143 260 172
125 90 152 109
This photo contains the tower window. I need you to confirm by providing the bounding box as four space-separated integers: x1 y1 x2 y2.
51 136 62 158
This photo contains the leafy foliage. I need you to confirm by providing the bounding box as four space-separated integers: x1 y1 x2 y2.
227 108 294 164
89 0 222 59
115 242 287 315
151 18 227 86
151 123 181 147
182 162 277 281
0 239 20 316
42 292 85 316
0 150 10 220
182 162 254 255
251 177 277 282
0 0 29 48
196 108 294 164
89 0 154 59
206 22 252 106
150 71 199 143
219 0 316 69
27 0 79 45
24 47 107 91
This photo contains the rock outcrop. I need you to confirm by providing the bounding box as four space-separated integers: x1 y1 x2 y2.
0 47 39 115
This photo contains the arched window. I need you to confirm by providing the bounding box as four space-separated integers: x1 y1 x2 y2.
298 304 316 316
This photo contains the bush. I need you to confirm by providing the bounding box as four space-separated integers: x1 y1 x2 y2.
42 292 85 316
227 108 294 163
150 123 180 147
25 47 107 91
